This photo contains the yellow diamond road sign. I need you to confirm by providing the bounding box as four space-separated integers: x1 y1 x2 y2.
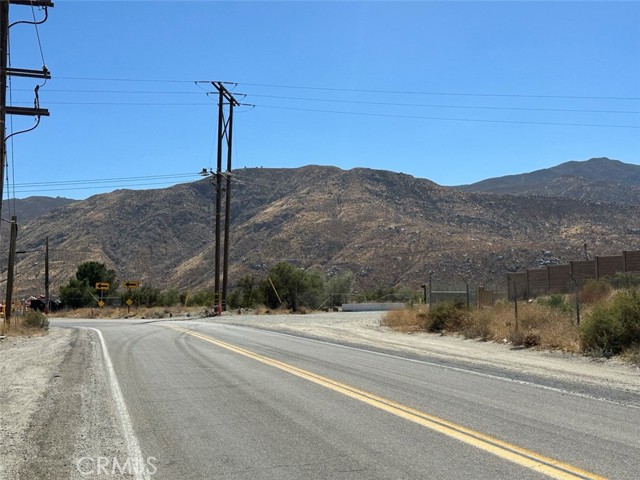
126 298 134 306
98 300 105 308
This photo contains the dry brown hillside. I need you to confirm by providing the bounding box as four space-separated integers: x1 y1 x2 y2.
3 164 640 299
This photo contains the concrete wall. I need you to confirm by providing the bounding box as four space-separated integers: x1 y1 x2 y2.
341 303 406 312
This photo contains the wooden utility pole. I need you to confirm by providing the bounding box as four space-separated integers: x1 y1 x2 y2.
0 0 53 324
1 0 52 230
222 93 234 310
211 81 238 313
0 0 10 232
44 236 49 312
4 215 17 323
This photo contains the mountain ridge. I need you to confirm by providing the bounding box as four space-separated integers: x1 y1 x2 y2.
3 159 639 299
455 157 640 204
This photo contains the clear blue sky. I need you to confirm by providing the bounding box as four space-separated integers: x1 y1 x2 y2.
5 0 639 199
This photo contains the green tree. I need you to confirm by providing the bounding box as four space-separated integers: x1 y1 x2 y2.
59 278 94 308
76 261 117 295
59 261 117 309
230 275 264 308
158 288 180 307
325 271 356 307
260 262 326 311
126 285 161 308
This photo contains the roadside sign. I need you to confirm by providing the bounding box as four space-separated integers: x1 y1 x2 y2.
124 280 140 289
97 300 105 308
96 282 110 290
126 298 134 306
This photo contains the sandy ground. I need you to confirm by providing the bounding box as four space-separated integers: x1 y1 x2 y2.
0 328 130 479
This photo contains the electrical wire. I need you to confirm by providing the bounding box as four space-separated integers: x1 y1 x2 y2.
53 75 640 101
13 88 209 95
240 94 640 115
12 87 639 114
6 36 17 217
244 103 640 129
229 82 640 102
6 99 637 128
57 76 194 84
10 172 204 195
30 3 47 67
14 172 200 188
12 180 197 195
21 101 215 106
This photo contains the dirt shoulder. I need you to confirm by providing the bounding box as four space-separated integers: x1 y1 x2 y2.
210 311 640 398
0 328 129 479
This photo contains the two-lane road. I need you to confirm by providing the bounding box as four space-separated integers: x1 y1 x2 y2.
55 318 640 479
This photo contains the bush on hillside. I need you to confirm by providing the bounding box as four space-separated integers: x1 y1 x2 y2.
580 289 640 356
580 279 611 305
537 294 572 313
610 272 640 290
22 309 49 330
425 301 468 332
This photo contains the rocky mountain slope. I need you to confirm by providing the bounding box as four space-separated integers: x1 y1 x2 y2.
456 157 640 205
1 196 75 223
4 162 640 298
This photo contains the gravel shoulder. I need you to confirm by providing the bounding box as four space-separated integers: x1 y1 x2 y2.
0 327 129 479
210 311 640 398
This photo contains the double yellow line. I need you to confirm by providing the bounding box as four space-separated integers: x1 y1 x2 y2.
169 325 606 480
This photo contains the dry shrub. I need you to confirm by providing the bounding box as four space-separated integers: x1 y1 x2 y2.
514 303 580 351
381 308 425 332
581 279 611 305
580 289 640 356
467 301 513 342
426 302 468 332
1 314 48 337
621 345 640 365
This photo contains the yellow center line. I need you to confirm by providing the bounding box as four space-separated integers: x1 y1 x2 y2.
169 325 607 480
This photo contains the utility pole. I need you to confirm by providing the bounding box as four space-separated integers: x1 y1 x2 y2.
44 235 49 312
0 0 53 324
211 81 238 313
4 215 16 323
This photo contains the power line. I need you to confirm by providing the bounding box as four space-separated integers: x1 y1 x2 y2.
12 100 214 106
14 87 208 95
8 172 203 195
30 3 47 67
12 180 197 194
7 99 638 128
57 75 195 84
242 94 640 115
53 75 640 101
12 88 639 114
14 172 199 188
245 104 640 129
231 82 640 102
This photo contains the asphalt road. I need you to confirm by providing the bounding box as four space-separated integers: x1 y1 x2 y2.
54 318 639 480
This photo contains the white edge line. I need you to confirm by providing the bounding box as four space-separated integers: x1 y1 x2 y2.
86 327 151 480
196 322 640 410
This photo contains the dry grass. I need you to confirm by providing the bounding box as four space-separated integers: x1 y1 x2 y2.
1 318 48 338
52 306 204 319
509 303 580 352
252 305 295 315
620 345 640 366
383 300 581 352
381 307 428 332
